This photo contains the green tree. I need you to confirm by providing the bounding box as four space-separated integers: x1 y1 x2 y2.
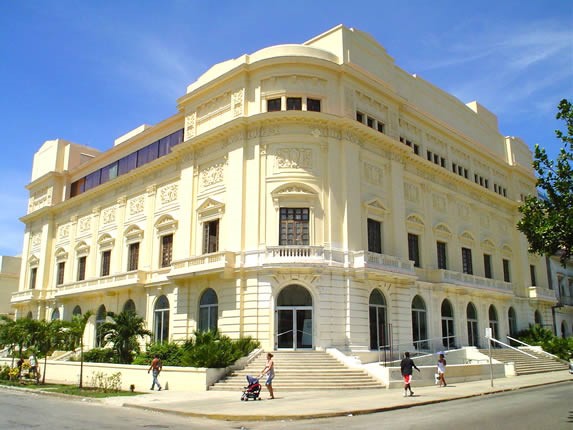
27 319 68 384
517 99 573 266
65 311 93 388
0 317 37 366
100 311 151 364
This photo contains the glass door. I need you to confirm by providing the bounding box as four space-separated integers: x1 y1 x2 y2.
276 307 313 349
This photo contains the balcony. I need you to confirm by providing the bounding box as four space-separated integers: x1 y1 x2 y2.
426 269 514 295
169 251 236 280
11 289 49 304
55 270 147 298
528 286 557 302
352 251 415 276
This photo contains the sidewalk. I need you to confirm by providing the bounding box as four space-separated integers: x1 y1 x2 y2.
105 371 572 421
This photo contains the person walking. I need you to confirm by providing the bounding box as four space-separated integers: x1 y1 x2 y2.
258 352 275 399
148 354 162 391
400 351 420 397
28 353 39 383
437 353 447 387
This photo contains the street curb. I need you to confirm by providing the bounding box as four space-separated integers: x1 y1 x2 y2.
121 379 572 422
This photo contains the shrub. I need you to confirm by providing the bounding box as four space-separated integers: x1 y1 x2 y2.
89 371 122 392
83 348 116 363
0 365 10 381
517 324 573 361
132 342 185 366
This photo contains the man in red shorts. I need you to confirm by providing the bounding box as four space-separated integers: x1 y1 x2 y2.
400 351 420 397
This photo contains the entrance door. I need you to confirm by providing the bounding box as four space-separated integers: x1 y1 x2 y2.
276 285 313 350
277 307 313 349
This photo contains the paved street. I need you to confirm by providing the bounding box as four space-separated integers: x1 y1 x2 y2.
0 382 571 429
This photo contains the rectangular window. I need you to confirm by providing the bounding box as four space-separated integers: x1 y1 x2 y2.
137 141 159 167
530 264 537 286
279 208 309 245
408 233 420 268
100 162 118 184
427 150 432 161
100 250 111 277
160 234 173 268
440 157 446 168
413 144 420 155
437 241 447 270
377 122 385 133
503 258 511 282
267 98 281 112
128 242 140 271
286 97 302 110
77 256 87 281
367 116 374 128
307 98 321 112
56 262 65 285
433 154 439 164
462 247 473 275
484 254 492 279
84 170 101 192
118 152 138 176
202 219 220 254
356 111 364 123
29 267 37 290
367 218 382 254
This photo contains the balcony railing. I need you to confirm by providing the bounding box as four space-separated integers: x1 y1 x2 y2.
169 251 236 279
55 270 147 297
11 289 46 304
428 269 513 295
353 251 415 274
528 286 557 302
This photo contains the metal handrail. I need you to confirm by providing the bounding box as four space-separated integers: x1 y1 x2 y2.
487 337 537 359
507 336 569 364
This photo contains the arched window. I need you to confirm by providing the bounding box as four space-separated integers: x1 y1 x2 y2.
198 288 219 332
369 289 387 350
508 307 517 337
123 299 136 314
467 302 479 347
72 305 82 316
441 299 455 348
534 310 542 326
26 311 33 320
153 296 170 343
488 305 499 340
561 321 567 339
95 305 107 347
411 295 427 350
51 308 60 321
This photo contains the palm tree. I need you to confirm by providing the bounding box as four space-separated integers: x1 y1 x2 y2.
28 319 68 384
100 310 151 364
0 317 35 367
65 311 93 388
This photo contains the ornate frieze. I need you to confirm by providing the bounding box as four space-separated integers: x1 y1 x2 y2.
185 112 196 139
78 216 91 233
30 232 41 247
201 160 225 187
404 182 420 203
364 163 384 186
129 196 145 216
275 148 312 170
432 194 446 212
232 88 244 117
102 206 116 224
28 187 53 213
58 224 70 240
160 184 178 205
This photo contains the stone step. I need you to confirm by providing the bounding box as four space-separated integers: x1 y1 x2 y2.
478 348 568 375
211 350 384 391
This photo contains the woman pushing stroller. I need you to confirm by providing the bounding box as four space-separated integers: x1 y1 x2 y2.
258 352 275 399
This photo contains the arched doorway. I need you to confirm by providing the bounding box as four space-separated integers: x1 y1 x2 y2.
198 288 218 332
489 305 499 340
441 299 455 348
412 295 428 350
467 302 479 347
276 285 313 350
508 307 517 337
369 289 387 350
153 295 170 343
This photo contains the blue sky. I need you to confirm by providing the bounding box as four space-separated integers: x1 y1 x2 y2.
1 1 572 256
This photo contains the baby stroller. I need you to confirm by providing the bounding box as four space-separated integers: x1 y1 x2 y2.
241 375 261 401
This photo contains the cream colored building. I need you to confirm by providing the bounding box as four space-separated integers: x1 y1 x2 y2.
11 25 572 355
0 256 20 317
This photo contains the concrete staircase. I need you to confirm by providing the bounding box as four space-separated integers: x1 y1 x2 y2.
210 350 384 391
479 348 568 375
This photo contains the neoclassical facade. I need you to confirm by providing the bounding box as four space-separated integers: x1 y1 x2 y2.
12 25 572 354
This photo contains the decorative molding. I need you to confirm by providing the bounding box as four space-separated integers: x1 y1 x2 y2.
200 160 225 188
78 216 91 233
55 247 68 261
481 239 496 251
197 197 225 220
432 194 446 212
404 183 419 203
97 233 115 249
457 203 470 218
275 148 312 169
155 215 178 235
58 224 70 240
28 187 53 212
129 196 145 215
160 184 178 205
460 231 475 243
364 163 384 186
364 199 388 215
102 206 116 225
75 241 90 256
433 223 452 238
232 88 244 117
124 225 144 242
30 232 42 247
406 214 425 226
